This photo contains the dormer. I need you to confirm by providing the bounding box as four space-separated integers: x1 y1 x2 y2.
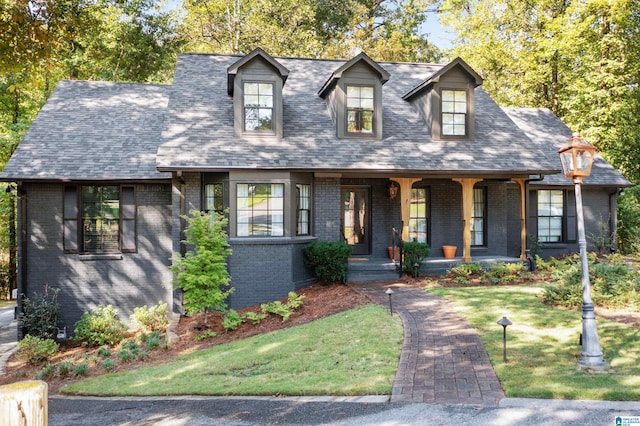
403 57 483 140
318 52 390 140
228 48 289 138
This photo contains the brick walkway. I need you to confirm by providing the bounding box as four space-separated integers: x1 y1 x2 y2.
351 282 505 406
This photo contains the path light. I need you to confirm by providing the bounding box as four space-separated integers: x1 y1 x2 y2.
497 316 512 363
558 132 608 370
385 288 394 315
413 262 420 278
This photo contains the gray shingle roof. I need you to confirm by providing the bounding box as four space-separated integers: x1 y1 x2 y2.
156 53 560 177
503 107 632 187
0 80 171 181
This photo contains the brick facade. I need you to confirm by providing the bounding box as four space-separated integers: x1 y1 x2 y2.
19 182 172 335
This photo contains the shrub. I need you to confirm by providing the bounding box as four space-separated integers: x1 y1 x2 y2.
74 363 90 377
617 186 640 254
483 262 525 283
131 302 169 332
17 334 59 365
117 340 147 362
243 311 267 325
223 309 243 331
402 241 430 275
97 346 111 358
194 330 217 341
261 292 305 322
20 286 61 339
303 241 352 283
448 262 483 278
74 305 127 347
139 331 162 350
100 358 116 371
56 361 74 377
35 363 55 380
171 210 233 322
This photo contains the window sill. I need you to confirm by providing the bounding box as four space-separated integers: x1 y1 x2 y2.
78 254 123 261
229 236 316 245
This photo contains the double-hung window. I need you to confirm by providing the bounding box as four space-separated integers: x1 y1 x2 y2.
537 189 563 243
296 184 311 236
243 82 274 132
442 89 467 136
346 85 374 134
237 183 284 236
64 185 136 254
408 188 428 243
471 187 486 246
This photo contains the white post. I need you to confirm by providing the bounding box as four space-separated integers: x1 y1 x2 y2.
0 380 48 425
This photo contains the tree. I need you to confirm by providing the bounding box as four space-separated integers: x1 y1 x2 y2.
179 0 442 61
171 210 233 322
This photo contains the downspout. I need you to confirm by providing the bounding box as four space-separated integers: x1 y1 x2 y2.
609 189 621 252
17 182 26 339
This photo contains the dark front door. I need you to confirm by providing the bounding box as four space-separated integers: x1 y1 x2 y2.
342 187 370 255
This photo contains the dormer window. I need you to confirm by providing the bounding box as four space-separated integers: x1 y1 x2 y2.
244 82 274 132
441 89 467 136
227 48 289 138
402 57 483 141
318 52 390 140
346 85 374 134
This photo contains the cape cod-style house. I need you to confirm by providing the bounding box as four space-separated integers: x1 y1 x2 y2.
0 48 631 334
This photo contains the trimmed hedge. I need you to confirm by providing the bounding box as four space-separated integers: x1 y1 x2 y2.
304 241 352 283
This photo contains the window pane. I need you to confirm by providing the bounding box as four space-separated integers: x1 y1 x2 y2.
537 190 563 242
82 186 120 253
236 183 284 237
346 85 375 134
296 184 311 236
244 83 259 95
409 188 428 243
244 95 259 106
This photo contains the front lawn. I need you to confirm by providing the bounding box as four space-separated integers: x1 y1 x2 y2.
61 305 403 396
429 285 640 401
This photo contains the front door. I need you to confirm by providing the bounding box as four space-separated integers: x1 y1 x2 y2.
342 187 370 255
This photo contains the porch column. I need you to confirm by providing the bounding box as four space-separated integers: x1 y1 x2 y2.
452 178 483 262
390 177 422 241
513 178 528 261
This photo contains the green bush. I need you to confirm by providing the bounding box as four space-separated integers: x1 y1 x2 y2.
243 311 267 325
402 241 430 275
448 262 483 278
171 210 233 321
97 346 111 358
139 330 162 350
304 241 352 283
542 257 640 310
56 361 74 377
223 309 243 331
100 358 116 371
617 186 640 254
35 363 55 380
74 363 90 377
483 262 526 283
74 305 127 347
20 286 60 339
131 302 169 332
260 292 305 322
117 340 147 362
17 334 59 365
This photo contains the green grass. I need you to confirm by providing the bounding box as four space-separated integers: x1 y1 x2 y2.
428 285 640 401
61 305 403 396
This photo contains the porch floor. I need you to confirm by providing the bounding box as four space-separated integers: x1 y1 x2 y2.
347 255 525 282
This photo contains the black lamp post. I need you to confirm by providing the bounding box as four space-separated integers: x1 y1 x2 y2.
558 132 608 370
385 288 394 315
497 316 512 363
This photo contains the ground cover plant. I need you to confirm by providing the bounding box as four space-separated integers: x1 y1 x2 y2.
61 305 403 396
428 285 640 401
0 284 373 394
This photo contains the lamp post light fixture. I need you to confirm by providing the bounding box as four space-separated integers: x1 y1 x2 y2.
385 288 394 315
497 316 512 363
558 132 608 370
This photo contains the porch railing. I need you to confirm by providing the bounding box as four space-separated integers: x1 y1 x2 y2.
391 225 403 278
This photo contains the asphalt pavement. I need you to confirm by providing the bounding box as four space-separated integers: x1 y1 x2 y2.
48 395 640 425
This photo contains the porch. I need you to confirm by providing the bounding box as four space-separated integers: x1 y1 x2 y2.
347 255 526 282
